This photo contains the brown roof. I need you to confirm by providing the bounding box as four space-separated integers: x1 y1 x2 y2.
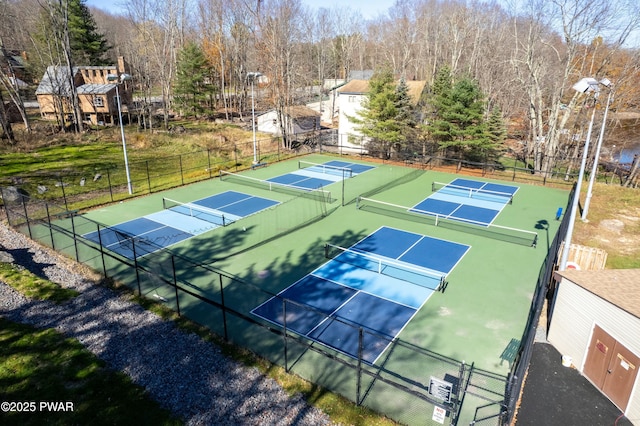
554 269 640 319
337 79 426 104
286 105 320 118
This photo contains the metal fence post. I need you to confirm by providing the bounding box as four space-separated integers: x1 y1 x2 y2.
96 224 107 277
59 176 68 210
21 193 32 239
146 160 152 193
219 273 228 341
179 155 184 185
46 204 55 250
171 255 180 316
234 145 238 171
356 327 363 405
70 213 79 262
283 299 289 372
131 239 141 295
107 168 114 202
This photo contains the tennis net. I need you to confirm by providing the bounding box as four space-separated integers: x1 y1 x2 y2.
432 181 514 204
163 197 227 226
219 170 333 203
298 160 353 178
325 243 447 291
356 196 538 247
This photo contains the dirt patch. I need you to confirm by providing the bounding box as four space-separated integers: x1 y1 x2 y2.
579 202 640 261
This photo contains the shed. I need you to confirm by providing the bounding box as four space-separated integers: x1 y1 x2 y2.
548 268 640 421
256 106 320 136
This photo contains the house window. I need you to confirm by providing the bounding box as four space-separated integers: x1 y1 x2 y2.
93 96 104 107
348 96 356 103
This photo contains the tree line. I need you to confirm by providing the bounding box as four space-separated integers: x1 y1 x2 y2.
1 0 640 178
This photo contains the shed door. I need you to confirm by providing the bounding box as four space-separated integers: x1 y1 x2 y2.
584 325 639 411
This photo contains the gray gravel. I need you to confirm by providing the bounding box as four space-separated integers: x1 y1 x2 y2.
0 223 334 425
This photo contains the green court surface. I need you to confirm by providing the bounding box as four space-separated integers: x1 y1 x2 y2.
78 153 569 425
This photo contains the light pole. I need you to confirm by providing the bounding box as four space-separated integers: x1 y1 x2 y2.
247 72 262 164
107 73 133 194
582 78 613 221
559 77 600 271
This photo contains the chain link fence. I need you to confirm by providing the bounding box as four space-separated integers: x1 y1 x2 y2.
1 131 579 425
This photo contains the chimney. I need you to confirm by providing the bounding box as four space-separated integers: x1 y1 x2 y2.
117 56 127 74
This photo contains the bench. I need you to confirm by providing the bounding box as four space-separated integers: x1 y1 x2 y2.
251 162 268 170
51 209 79 219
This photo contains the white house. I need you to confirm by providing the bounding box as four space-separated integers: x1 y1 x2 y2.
548 269 640 424
336 79 426 152
256 106 320 136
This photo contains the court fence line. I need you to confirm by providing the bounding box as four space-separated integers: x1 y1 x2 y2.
499 182 576 425
0 188 534 426
7 128 625 215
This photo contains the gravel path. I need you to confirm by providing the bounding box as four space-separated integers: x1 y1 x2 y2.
0 223 334 425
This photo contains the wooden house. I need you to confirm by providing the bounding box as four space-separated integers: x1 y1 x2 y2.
36 56 132 126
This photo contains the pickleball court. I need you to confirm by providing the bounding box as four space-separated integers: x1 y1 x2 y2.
82 190 279 259
252 226 470 364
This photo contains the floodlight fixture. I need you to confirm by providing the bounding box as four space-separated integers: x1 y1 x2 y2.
558 77 600 270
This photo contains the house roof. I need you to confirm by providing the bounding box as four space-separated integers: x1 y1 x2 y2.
337 79 370 95
337 79 426 104
77 83 116 95
259 106 320 119
1 49 26 70
286 105 320 118
554 269 640 319
35 66 78 96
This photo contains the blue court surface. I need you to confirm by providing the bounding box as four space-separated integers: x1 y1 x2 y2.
268 160 375 191
252 226 470 364
411 178 519 226
83 191 279 259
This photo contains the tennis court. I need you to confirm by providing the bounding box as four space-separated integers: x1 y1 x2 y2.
252 226 470 364
410 178 519 226
266 159 375 190
83 190 279 259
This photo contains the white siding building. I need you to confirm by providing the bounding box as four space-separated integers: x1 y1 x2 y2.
336 79 427 152
548 269 640 424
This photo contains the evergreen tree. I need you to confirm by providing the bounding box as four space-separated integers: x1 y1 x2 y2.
349 70 417 159
485 105 507 162
174 42 213 118
67 0 110 65
393 77 420 158
427 67 494 160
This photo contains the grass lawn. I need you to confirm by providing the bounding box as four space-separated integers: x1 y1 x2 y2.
0 317 181 426
0 262 79 303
